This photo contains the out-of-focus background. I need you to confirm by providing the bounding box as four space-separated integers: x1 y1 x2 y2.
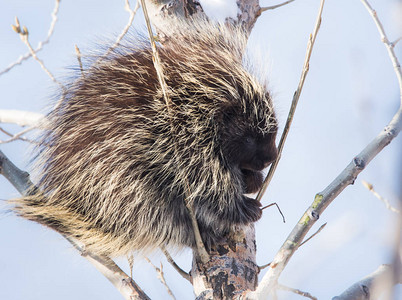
0 0 401 299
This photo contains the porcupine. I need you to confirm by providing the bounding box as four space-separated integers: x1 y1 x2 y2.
12 21 278 257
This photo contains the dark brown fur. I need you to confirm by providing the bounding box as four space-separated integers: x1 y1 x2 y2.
12 22 278 256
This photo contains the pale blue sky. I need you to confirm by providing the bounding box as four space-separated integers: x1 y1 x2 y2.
0 0 401 299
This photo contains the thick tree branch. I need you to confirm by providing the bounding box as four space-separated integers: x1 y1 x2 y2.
142 0 206 37
227 0 262 34
0 110 43 127
191 226 258 299
332 264 401 300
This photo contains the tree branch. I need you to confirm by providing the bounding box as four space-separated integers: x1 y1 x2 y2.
248 0 402 297
332 264 401 300
145 258 177 300
12 18 65 93
142 0 206 37
0 110 43 127
261 0 296 12
0 126 36 144
0 0 60 76
360 0 402 105
278 284 317 300
362 180 400 213
226 0 262 35
256 0 325 202
191 225 258 299
162 248 192 282
0 150 151 300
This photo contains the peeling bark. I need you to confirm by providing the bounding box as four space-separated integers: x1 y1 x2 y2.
191 226 258 299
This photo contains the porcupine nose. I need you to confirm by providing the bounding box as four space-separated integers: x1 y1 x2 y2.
262 145 278 168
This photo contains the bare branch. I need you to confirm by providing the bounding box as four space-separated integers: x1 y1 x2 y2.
298 223 327 248
139 0 171 110
256 0 325 202
162 248 191 282
0 0 60 76
104 0 140 57
139 0 205 36
332 264 401 299
0 110 44 127
75 45 84 76
360 0 402 105
261 0 296 12
0 126 36 144
258 223 326 271
248 0 402 296
278 284 317 300
0 150 150 300
12 19 65 93
145 258 177 300
391 36 402 47
362 180 400 213
261 202 286 223
68 237 150 300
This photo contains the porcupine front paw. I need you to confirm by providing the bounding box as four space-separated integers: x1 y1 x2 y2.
242 169 264 194
238 196 262 224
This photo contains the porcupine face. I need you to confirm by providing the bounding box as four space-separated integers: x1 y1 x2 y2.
218 95 278 194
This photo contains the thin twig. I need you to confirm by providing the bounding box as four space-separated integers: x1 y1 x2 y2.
162 248 192 282
0 0 60 76
12 20 67 111
145 258 177 300
11 18 66 93
75 45 84 76
256 0 324 202
261 0 295 12
278 284 317 300
0 126 36 144
259 262 271 270
259 223 326 271
360 0 402 105
391 36 402 47
262 202 286 223
104 0 140 56
362 180 400 213
139 0 171 110
139 0 210 264
127 254 134 279
298 223 327 248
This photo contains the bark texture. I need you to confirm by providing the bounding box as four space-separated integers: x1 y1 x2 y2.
191 226 258 299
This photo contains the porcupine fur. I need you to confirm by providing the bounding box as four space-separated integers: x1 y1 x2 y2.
12 21 278 257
